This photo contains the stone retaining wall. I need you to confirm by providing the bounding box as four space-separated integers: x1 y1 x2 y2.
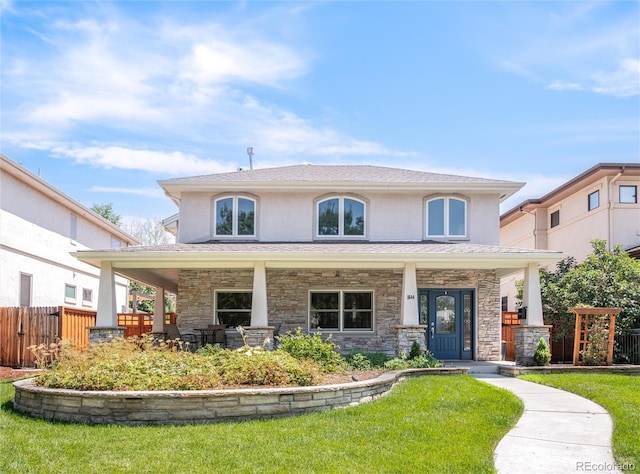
12 368 467 426
499 365 640 377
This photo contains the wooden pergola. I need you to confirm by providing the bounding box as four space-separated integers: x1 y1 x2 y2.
571 307 622 366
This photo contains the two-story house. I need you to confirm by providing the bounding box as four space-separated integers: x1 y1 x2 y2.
73 165 561 360
0 153 137 310
500 163 640 312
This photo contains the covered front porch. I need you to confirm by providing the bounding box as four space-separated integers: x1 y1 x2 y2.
73 242 562 360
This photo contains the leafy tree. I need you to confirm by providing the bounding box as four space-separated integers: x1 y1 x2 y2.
519 239 640 335
91 203 122 226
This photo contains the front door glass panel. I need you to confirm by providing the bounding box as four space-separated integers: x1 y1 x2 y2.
436 295 456 334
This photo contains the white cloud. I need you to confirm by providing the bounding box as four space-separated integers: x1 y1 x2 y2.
89 186 165 198
3 3 407 166
48 145 235 175
180 38 307 87
591 58 640 98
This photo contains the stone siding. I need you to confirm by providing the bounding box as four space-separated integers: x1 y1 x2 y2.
12 368 467 426
514 326 551 366
176 268 501 360
416 270 501 361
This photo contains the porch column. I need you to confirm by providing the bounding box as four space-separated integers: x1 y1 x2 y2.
250 262 268 326
400 263 418 324
517 262 551 365
152 287 165 333
396 263 426 356
522 263 544 326
96 261 117 327
90 261 124 343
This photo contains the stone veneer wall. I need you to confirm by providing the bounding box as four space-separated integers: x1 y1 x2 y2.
12 368 467 426
416 270 501 361
176 268 501 360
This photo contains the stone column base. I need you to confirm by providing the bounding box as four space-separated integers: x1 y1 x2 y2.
514 325 551 366
395 325 427 357
240 327 275 350
88 327 125 344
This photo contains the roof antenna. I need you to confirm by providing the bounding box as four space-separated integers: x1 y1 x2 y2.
247 147 254 170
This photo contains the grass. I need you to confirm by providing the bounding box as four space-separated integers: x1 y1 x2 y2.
1 375 522 473
519 373 640 469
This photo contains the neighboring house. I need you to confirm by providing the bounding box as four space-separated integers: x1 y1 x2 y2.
73 165 561 360
0 153 138 310
500 163 640 312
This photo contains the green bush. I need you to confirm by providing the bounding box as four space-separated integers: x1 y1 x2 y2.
347 350 392 369
409 341 422 359
532 337 552 366
384 350 440 370
276 327 347 372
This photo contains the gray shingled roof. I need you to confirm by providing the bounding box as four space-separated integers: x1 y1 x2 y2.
164 164 516 185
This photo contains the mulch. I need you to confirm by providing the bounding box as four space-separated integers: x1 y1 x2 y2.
0 366 42 381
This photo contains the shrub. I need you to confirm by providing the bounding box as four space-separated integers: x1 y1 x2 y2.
34 335 321 390
347 350 392 369
276 327 346 372
409 340 422 359
383 350 440 370
532 337 551 366
347 352 373 370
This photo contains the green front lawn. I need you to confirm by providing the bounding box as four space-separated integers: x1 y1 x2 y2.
1 375 522 473
519 373 640 469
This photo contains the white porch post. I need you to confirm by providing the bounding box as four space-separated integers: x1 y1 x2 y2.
400 263 418 325
96 261 117 327
250 261 268 326
522 262 544 326
152 287 165 333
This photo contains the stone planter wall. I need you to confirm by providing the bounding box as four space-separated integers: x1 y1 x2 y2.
12 368 467 426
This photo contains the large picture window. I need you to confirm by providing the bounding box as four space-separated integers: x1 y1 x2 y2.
317 196 365 237
309 291 373 331
215 291 252 327
426 197 467 238
214 196 256 237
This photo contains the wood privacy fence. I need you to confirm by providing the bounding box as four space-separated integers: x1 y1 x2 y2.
0 307 174 367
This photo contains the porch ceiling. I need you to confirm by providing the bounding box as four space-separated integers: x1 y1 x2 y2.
72 241 563 292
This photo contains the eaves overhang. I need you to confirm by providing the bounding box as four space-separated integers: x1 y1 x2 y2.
159 181 525 204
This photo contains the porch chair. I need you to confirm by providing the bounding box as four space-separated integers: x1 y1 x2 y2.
207 324 227 348
164 324 199 350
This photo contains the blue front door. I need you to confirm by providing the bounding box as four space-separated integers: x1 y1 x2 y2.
419 289 474 360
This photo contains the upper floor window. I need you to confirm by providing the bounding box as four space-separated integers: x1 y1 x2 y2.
588 191 600 211
620 185 637 204
317 196 365 237
214 196 256 237
426 197 467 238
550 210 560 228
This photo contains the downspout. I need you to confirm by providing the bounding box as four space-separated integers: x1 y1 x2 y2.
520 206 537 248
608 166 625 251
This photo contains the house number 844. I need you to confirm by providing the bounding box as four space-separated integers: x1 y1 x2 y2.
407 295 416 300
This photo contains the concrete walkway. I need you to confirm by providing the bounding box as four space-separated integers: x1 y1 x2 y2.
476 375 621 474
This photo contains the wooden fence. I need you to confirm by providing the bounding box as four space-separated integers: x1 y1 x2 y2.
0 307 175 368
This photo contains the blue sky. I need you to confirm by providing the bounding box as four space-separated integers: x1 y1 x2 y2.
2 1 638 221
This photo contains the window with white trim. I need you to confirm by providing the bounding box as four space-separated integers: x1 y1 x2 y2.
70 214 77 241
317 196 365 237
64 284 77 303
214 196 256 237
425 197 467 238
20 273 32 307
82 288 93 306
309 291 373 331
215 291 252 327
